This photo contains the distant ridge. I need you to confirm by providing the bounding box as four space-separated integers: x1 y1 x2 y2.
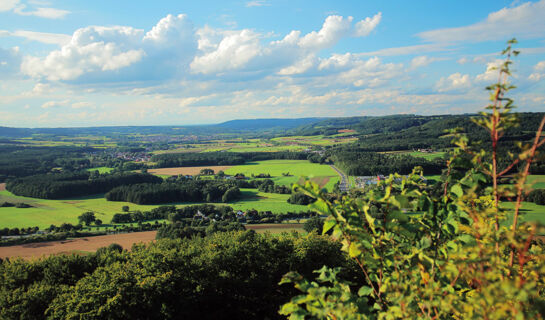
216 118 324 130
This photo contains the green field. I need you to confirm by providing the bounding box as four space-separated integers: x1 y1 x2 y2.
408 151 447 160
86 166 114 174
0 187 309 229
224 160 340 191
230 189 307 213
501 201 545 225
527 175 545 189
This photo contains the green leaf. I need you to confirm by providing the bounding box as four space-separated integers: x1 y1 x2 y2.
348 242 363 258
322 219 336 235
451 184 463 198
358 286 373 297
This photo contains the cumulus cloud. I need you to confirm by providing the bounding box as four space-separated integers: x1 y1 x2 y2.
22 14 197 82
191 14 380 75
354 12 381 37
436 73 471 92
0 0 19 11
529 60 545 81
475 59 503 82
417 0 545 43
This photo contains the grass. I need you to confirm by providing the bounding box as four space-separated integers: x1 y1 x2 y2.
0 190 165 229
501 201 545 225
407 151 447 160
86 167 114 174
527 175 545 189
230 189 308 213
224 160 340 191
0 187 309 229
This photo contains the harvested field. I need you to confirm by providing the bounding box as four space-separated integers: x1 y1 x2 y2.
148 166 233 176
0 231 157 259
0 183 5 191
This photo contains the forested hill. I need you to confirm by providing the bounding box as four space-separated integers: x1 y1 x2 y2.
216 118 323 130
1 113 543 139
292 112 545 140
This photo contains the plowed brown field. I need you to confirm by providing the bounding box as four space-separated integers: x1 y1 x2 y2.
0 231 157 259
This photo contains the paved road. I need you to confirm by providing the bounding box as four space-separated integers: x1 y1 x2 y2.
330 165 349 192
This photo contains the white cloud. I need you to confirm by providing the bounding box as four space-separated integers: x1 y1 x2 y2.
22 14 197 82
410 56 439 69
436 73 471 92
278 55 317 75
191 14 379 75
417 0 545 43
14 5 69 19
71 101 93 109
354 12 381 37
12 30 71 45
528 60 545 81
246 0 269 7
41 99 69 108
190 29 262 74
298 15 353 50
475 59 503 82
357 43 449 57
0 0 19 11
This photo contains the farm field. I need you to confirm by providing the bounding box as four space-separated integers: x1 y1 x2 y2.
501 201 545 225
231 189 307 213
527 175 545 189
86 166 114 174
149 165 233 176
0 231 157 259
0 187 309 229
408 151 447 160
224 160 340 191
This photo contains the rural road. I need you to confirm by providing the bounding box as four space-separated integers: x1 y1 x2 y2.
330 165 349 192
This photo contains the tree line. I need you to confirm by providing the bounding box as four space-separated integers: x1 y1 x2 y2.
0 231 360 320
6 172 162 199
105 180 241 204
0 146 92 182
330 149 444 176
151 151 310 168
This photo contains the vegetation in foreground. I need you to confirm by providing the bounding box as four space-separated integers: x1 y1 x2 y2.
0 231 359 320
280 39 545 320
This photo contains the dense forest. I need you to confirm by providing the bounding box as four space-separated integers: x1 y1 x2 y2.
6 172 162 199
105 180 241 204
151 151 309 168
0 146 92 182
0 231 360 320
330 150 444 176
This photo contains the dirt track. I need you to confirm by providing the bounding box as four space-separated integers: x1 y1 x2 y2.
0 231 157 259
148 166 233 176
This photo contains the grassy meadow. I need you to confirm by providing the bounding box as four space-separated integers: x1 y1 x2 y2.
223 160 340 191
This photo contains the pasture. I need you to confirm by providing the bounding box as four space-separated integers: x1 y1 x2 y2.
149 165 233 176
86 167 114 174
223 160 340 191
0 186 310 229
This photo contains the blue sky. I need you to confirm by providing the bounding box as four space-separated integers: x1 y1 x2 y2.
0 0 544 127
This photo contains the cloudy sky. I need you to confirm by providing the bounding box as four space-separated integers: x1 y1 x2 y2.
0 0 544 127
